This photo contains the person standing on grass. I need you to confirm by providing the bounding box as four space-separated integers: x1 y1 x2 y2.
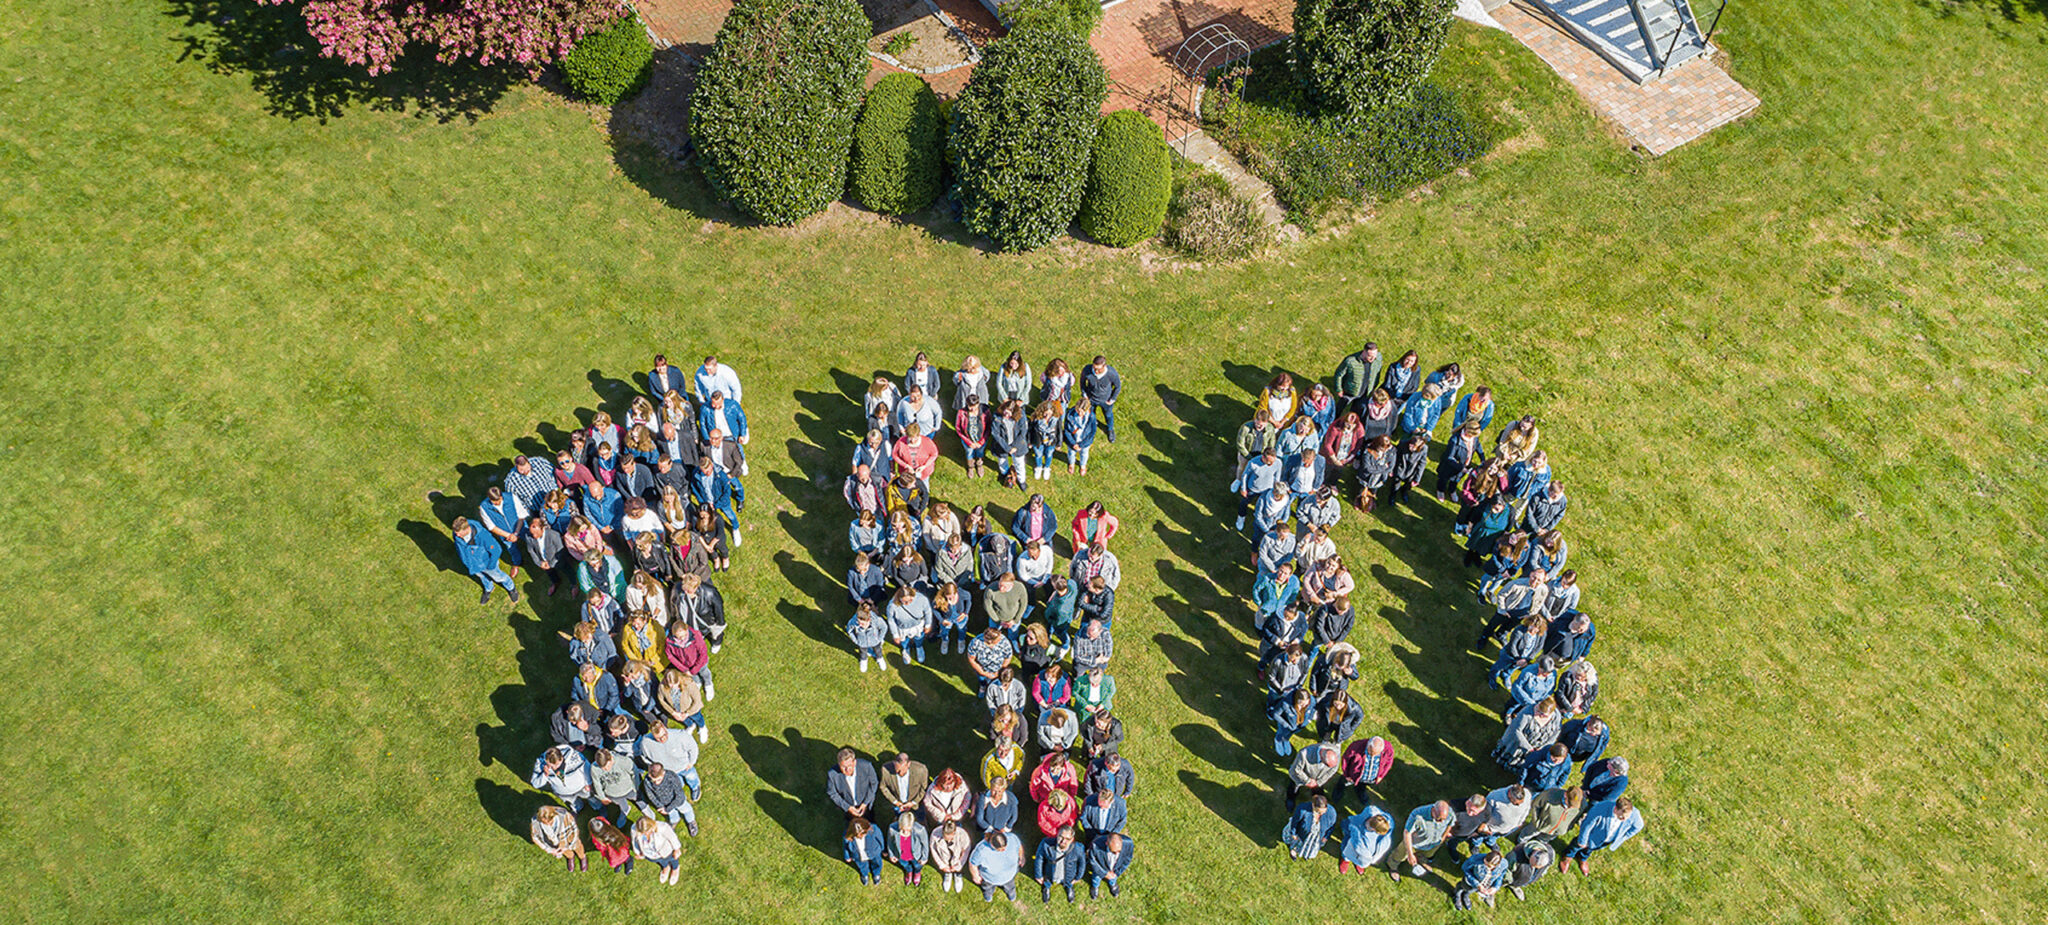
1285 740 1343 811
848 601 887 673
1027 400 1061 482
1436 419 1484 501
879 752 931 821
976 775 1019 835
1340 736 1395 809
451 516 519 606
970 830 1023 903
1253 562 1300 622
1235 408 1280 474
1331 343 1382 415
1337 805 1394 875
647 353 688 402
1516 785 1584 846
590 748 641 827
1353 435 1395 513
905 352 943 407
1563 796 1643 875
657 668 707 745
631 816 683 885
1388 433 1430 504
966 625 1016 690
932 820 975 893
885 811 931 886
1453 848 1508 910
1080 355 1121 443
636 720 701 795
1282 793 1338 860
531 805 585 872
1071 538 1123 592
892 423 941 486
1560 714 1610 772
1506 451 1553 524
1060 396 1097 475
668 571 726 657
1079 786 1127 839
689 453 743 548
1582 755 1631 803
991 398 1029 488
1503 838 1556 900
1523 481 1569 535
852 431 893 485
1083 715 1127 765
985 574 1029 647
954 355 991 417
523 515 569 597
1015 539 1056 607
827 747 879 820
1522 744 1574 792
956 394 991 479
589 816 633 875
1071 503 1119 555
693 355 741 405
886 586 934 667
530 744 593 813
1234 444 1282 530
922 767 972 827
1495 698 1562 771
1034 825 1088 903
844 817 884 886
1389 800 1453 880
631 759 692 834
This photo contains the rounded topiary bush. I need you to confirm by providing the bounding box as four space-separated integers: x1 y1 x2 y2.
561 15 654 106
1078 110 1173 247
947 27 1108 252
1291 0 1457 119
850 73 945 215
690 0 869 225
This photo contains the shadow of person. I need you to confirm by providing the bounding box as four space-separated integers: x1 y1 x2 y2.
475 777 550 839
396 519 462 574
1177 769 1280 847
729 724 850 855
473 609 576 776
587 368 641 416
1170 721 1273 780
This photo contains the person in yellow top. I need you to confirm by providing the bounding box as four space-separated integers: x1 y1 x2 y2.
982 739 1024 790
1258 373 1303 429
619 610 667 671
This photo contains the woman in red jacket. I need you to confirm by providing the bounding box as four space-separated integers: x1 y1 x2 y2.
1037 788 1080 837
1071 501 1119 551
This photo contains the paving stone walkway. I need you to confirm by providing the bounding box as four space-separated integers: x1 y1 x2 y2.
1494 1 1758 155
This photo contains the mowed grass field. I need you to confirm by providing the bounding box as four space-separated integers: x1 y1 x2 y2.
4 0 2047 921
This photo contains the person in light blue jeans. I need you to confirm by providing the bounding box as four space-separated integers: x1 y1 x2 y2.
1062 396 1098 475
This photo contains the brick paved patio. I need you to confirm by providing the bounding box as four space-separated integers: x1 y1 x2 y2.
1495 1 1758 155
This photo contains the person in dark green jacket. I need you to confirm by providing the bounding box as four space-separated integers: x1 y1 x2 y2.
1330 343 1382 415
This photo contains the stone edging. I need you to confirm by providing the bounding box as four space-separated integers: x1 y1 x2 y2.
872 0 984 75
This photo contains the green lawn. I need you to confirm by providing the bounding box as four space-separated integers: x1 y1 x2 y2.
4 0 2047 922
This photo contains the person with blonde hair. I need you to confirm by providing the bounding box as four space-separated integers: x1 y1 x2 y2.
531 804 585 872
931 820 975 892
657 667 706 743
632 815 683 884
953 355 990 412
625 569 669 626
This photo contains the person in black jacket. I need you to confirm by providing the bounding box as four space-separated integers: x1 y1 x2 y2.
1310 595 1355 646
828 747 879 820
669 572 727 655
1438 419 1485 501
991 399 1029 488
1388 433 1430 503
523 515 569 596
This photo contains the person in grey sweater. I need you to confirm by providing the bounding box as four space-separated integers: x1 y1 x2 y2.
1521 482 1567 534
847 602 888 672
984 666 1028 716
886 586 934 666
590 749 641 826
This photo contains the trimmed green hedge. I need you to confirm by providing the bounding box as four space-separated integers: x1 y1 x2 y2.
996 0 1104 38
561 15 654 106
947 27 1108 251
850 73 945 215
690 0 869 225
1291 0 1456 119
1078 110 1173 247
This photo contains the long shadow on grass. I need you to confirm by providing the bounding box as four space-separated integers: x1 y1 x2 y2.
730 724 846 857
164 0 514 122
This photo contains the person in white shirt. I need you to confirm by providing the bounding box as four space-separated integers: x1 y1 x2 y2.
528 745 593 813
632 816 684 885
694 356 742 404
636 722 702 799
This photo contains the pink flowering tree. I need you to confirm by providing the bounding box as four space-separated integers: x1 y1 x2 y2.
260 0 628 75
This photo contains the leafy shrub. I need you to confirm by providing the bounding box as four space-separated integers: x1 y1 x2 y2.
1162 169 1272 260
882 32 917 57
851 73 946 215
996 0 1103 38
947 27 1108 251
1205 45 1495 221
1078 110 1173 247
690 0 869 225
1291 0 1456 119
561 15 654 105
